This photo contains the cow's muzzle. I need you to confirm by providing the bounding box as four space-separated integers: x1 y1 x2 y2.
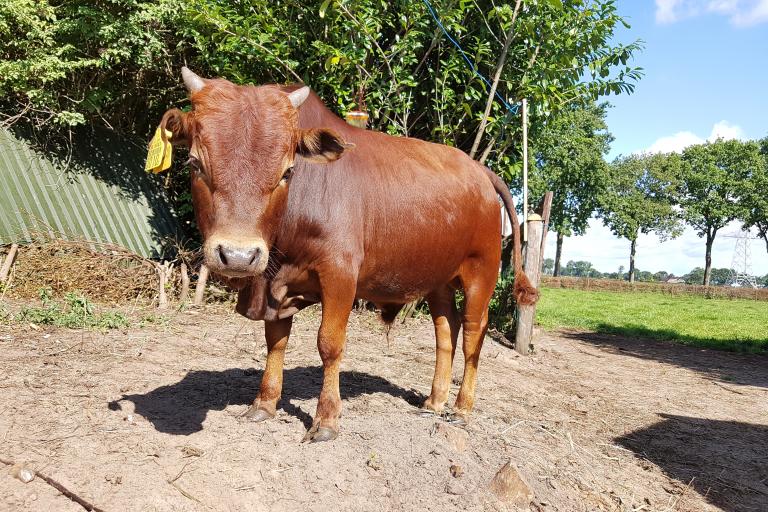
204 236 269 277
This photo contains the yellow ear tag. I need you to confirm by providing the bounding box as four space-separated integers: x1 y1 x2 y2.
145 127 173 173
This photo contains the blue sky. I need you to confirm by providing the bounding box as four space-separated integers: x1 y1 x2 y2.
542 0 768 277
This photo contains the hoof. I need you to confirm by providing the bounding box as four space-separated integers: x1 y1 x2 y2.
419 399 445 416
413 407 439 418
302 425 338 443
242 406 274 423
444 412 468 426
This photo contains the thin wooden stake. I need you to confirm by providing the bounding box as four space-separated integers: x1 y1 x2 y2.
179 262 190 302
522 99 529 243
157 261 171 310
0 243 19 283
194 264 210 307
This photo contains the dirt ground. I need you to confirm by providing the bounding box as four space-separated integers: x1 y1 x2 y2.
0 301 766 512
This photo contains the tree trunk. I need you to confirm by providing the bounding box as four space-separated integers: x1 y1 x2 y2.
628 235 637 283
703 230 715 286
553 231 564 277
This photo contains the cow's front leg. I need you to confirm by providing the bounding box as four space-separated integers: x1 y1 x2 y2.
303 282 355 443
244 316 293 422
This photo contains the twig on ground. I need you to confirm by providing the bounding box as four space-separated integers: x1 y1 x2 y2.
711 381 745 395
166 459 202 504
39 340 84 357
0 456 106 512
498 420 525 436
168 459 196 484
169 480 201 503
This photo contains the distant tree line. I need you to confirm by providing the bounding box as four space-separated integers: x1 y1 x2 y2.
542 258 768 287
527 99 767 286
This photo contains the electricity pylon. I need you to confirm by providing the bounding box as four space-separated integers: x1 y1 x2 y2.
723 228 759 288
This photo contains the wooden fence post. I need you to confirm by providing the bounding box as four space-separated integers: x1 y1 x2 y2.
514 192 553 355
179 262 190 303
157 261 173 310
194 264 209 306
0 244 19 283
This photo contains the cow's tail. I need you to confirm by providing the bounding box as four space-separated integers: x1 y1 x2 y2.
482 167 539 306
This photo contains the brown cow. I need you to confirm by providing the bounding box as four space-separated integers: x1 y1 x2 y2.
159 68 537 442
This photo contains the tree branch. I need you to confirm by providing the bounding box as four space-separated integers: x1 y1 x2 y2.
468 0 522 160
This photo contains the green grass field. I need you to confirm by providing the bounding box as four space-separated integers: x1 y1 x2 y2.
535 288 768 353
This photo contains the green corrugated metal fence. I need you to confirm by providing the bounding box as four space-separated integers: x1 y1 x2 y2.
0 127 180 258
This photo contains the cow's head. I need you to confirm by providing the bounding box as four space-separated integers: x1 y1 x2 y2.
160 68 352 277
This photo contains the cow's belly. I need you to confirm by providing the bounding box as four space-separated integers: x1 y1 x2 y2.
355 199 500 302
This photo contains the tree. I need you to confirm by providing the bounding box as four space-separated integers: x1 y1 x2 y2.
0 0 185 132
709 268 732 286
1 1 642 143
742 136 768 254
524 102 614 276
683 267 705 285
634 270 654 282
561 260 597 278
542 258 554 276
678 139 763 285
1 0 642 246
599 152 682 282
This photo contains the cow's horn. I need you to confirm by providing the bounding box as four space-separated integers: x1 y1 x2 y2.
288 86 310 108
182 67 206 94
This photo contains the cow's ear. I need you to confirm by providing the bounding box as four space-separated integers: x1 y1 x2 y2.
296 128 354 163
159 109 193 146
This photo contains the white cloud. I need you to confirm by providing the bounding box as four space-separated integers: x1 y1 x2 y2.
646 131 704 153
644 120 745 154
656 0 685 23
655 0 768 26
708 120 745 140
730 0 768 25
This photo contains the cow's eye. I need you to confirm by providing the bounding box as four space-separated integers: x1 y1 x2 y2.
186 156 203 175
281 166 294 182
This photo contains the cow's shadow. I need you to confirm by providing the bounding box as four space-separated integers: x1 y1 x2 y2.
617 414 768 512
108 367 424 434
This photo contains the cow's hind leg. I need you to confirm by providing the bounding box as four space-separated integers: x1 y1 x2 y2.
244 316 293 422
422 286 461 414
450 258 498 424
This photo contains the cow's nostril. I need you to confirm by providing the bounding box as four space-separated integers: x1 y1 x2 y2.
217 244 228 265
216 244 262 270
249 247 261 266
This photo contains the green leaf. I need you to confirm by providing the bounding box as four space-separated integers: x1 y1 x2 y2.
319 0 331 19
546 0 564 10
